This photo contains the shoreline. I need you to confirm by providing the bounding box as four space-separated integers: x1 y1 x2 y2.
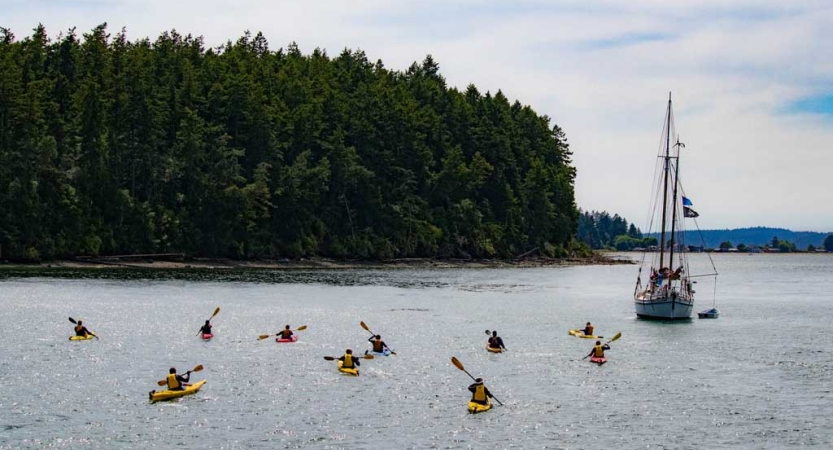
0 253 634 271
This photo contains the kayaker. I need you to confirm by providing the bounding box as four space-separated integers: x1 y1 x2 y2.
579 322 594 336
279 325 294 340
468 378 493 405
74 320 92 337
587 340 610 359
487 331 506 351
338 349 360 369
199 320 212 336
166 367 191 391
367 335 389 353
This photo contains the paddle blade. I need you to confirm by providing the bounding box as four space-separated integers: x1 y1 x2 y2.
360 321 370 331
210 307 220 319
191 364 204 372
485 330 491 335
257 334 271 340
323 356 336 361
157 380 166 386
363 354 375 360
296 325 307 331
609 332 622 343
451 356 465 372
68 317 77 324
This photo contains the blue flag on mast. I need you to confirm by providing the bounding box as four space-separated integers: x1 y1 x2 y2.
682 197 699 218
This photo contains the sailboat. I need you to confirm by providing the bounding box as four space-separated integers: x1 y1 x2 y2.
633 93 718 320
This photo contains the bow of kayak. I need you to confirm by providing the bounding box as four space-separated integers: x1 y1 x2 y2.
486 345 503 353
149 380 207 403
337 360 359 376
201 333 213 341
468 399 492 414
69 334 95 341
590 356 607 365
569 329 600 339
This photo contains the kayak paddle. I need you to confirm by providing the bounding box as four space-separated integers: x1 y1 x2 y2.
323 355 374 361
581 332 622 360
196 307 220 336
68 317 99 339
451 356 503 406
360 321 397 355
156 364 204 386
258 325 307 340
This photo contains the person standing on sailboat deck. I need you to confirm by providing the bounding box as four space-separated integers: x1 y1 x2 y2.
587 341 610 359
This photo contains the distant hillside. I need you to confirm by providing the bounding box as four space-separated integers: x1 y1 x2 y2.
649 227 832 249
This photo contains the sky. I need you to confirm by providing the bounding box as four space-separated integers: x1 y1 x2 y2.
4 0 833 232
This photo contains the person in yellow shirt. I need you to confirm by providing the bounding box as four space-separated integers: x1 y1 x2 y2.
468 378 493 405
165 367 191 391
338 349 360 369
587 340 610 359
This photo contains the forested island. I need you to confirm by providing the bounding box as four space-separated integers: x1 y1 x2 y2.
0 24 581 262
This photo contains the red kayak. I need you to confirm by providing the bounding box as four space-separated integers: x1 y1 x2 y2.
590 356 606 365
201 333 213 341
276 335 298 343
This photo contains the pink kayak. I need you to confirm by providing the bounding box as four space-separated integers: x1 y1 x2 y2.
201 333 213 341
276 335 298 343
590 356 606 365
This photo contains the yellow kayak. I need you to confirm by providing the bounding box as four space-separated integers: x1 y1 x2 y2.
468 398 492 414
69 333 96 341
568 329 599 339
486 344 503 353
337 360 359 376
149 380 207 403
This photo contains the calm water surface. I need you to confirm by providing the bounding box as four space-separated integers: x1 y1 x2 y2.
0 254 831 449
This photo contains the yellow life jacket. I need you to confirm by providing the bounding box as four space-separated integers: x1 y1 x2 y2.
473 384 487 402
166 374 181 390
593 345 604 357
373 340 384 352
586 326 594 335
342 354 354 368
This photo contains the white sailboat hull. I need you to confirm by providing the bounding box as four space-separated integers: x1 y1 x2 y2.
634 292 693 319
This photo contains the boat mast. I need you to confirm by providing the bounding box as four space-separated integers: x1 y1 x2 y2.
669 135 682 270
658 93 672 271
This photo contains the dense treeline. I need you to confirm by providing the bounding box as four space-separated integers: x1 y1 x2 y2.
657 227 832 250
576 210 655 250
0 24 579 261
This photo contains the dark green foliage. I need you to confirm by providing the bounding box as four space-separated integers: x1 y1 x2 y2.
0 25 578 261
825 235 833 252
612 235 656 251
657 227 830 250
576 209 641 249
770 237 796 253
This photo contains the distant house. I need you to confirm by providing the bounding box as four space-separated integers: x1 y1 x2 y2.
763 247 780 253
688 245 704 253
749 246 761 253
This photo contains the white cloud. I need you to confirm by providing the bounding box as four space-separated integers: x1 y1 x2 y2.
4 0 833 231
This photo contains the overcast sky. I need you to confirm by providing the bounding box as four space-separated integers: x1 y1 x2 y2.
4 0 832 232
